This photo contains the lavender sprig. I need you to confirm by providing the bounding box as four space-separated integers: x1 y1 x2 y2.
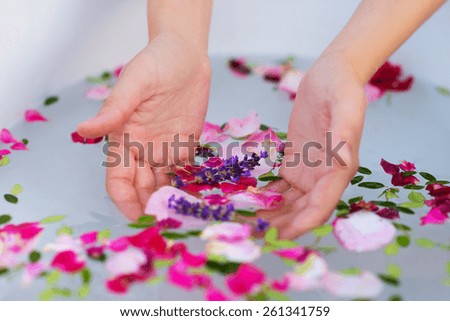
168 195 235 222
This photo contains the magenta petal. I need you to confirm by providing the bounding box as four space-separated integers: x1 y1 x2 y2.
50 250 86 273
225 264 265 296
0 149 11 157
80 231 98 244
181 251 206 267
0 129 18 144
420 207 448 225
380 158 400 175
10 142 28 150
205 288 230 301
24 109 48 122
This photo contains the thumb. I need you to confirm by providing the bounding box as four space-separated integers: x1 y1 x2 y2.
77 69 145 138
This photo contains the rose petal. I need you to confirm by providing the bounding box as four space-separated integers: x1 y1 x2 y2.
24 109 48 122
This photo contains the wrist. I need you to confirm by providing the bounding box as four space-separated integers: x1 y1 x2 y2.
147 0 212 54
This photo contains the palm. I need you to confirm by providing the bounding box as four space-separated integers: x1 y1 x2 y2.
79 33 210 220
259 53 367 239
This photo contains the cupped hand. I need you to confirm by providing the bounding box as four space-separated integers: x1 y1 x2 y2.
258 52 367 239
78 32 211 220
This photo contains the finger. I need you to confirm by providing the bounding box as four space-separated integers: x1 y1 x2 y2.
260 178 291 193
153 166 172 190
279 163 354 240
134 161 156 210
77 67 149 138
106 142 143 221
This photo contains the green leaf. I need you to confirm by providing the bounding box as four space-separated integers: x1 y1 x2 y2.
154 259 175 269
408 191 425 203
396 235 410 247
336 200 349 210
396 206 415 215
0 214 12 225
258 171 282 182
358 182 385 189
384 243 399 256
341 267 362 276
415 238 436 248
0 268 9 276
348 196 363 204
22 138 29 145
373 201 397 208
187 230 202 237
53 288 72 298
419 172 436 182
98 229 111 240
3 194 18 204
10 184 23 196
381 188 400 200
236 209 256 217
316 246 337 255
161 231 188 240
137 215 156 225
264 227 278 244
0 156 10 167
389 295 403 301
401 171 417 177
272 239 299 249
392 222 411 232
434 180 450 185
46 270 61 285
403 184 425 190
312 224 333 237
78 284 90 299
39 289 55 301
147 276 164 286
387 264 402 278
446 262 450 276
57 225 73 236
40 215 65 224
81 269 91 284
205 260 240 275
378 274 400 287
436 86 450 96
357 166 372 175
44 96 59 106
265 289 290 301
400 202 423 209
276 132 287 140
259 124 270 131
351 175 364 185
29 251 41 263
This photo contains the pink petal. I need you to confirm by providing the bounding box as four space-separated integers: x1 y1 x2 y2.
0 149 11 157
226 264 266 295
24 109 48 122
113 65 124 78
200 122 229 143
333 210 396 252
399 161 416 172
108 237 129 252
286 253 328 292
0 129 18 144
420 207 448 225
201 222 252 242
10 142 28 150
278 70 303 95
228 188 283 211
364 84 384 103
322 271 383 298
225 111 261 138
271 276 290 292
205 288 231 301
80 231 98 244
22 262 45 286
106 248 147 277
85 85 111 101
168 262 196 290
181 251 207 267
145 186 208 229
206 239 261 263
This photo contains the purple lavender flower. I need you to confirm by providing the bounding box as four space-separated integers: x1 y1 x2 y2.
168 195 235 222
196 145 218 158
255 218 270 232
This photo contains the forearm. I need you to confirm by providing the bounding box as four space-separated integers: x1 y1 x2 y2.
147 0 213 53
323 0 445 83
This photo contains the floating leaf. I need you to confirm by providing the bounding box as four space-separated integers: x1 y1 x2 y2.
236 209 257 217
403 184 425 190
373 201 397 208
336 200 349 210
434 180 450 185
396 235 410 247
446 262 450 276
10 184 23 196
419 172 436 182
436 86 450 96
400 202 423 209
0 214 12 225
341 267 362 276
351 175 364 185
0 156 10 167
358 166 372 175
348 196 363 204
53 288 72 298
259 124 269 131
387 264 402 278
378 273 400 287
39 289 55 301
415 238 436 248
161 231 188 240
358 182 385 189
265 289 290 301
396 206 415 215
408 191 425 203
276 132 287 140
205 260 240 275
384 243 399 256
3 194 18 204
78 284 90 299
98 229 111 240
44 96 59 106
137 216 156 225
46 270 61 285
392 222 411 232
57 225 73 236
81 269 91 284
264 227 278 244
258 171 282 182
0 268 9 276
389 295 403 301
41 215 65 224
312 224 333 237
316 246 337 255
29 251 41 263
